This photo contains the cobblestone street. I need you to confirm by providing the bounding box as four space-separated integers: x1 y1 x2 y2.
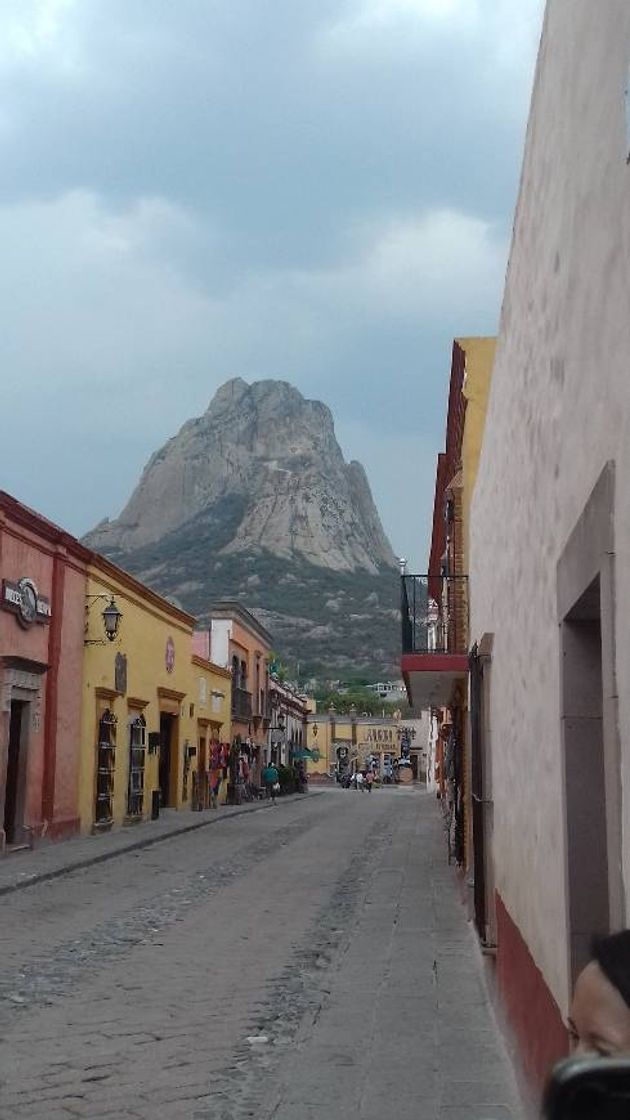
0 789 523 1120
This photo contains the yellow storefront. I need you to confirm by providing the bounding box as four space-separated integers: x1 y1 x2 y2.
305 710 402 782
79 557 231 833
190 653 232 808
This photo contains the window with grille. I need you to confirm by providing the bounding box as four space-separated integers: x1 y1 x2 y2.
96 709 117 825
127 714 146 818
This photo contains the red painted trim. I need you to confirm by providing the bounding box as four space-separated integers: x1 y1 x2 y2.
191 653 232 680
401 653 469 675
428 341 467 577
41 552 66 822
91 554 197 627
0 524 88 579
0 489 196 629
0 491 91 563
496 892 568 1092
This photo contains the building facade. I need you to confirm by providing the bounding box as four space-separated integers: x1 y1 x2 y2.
267 677 308 768
305 710 419 783
194 602 273 792
401 337 494 867
190 653 233 808
469 0 630 1087
80 558 232 832
0 492 88 850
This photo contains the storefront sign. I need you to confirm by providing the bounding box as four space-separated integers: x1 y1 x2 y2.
365 727 394 744
165 636 175 673
1 578 51 629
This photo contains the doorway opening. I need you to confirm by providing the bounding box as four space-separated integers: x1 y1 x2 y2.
561 575 608 982
469 641 497 945
4 700 28 845
159 712 175 807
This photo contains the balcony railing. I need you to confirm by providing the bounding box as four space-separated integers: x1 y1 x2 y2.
231 687 253 720
401 574 469 655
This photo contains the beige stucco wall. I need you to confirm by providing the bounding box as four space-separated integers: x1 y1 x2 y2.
470 0 630 1014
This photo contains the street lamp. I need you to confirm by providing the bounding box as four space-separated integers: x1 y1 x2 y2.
85 594 123 645
102 598 123 642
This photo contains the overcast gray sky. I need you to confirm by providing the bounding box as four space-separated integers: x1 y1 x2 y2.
0 0 544 569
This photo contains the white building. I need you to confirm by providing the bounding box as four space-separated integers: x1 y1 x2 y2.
469 0 630 1090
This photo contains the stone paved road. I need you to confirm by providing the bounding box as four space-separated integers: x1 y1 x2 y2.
0 789 523 1120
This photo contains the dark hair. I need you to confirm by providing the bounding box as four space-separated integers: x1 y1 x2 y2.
591 931 630 1009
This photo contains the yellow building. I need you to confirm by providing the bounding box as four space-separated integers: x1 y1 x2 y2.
80 556 231 833
305 709 405 782
458 336 496 574
402 336 495 872
190 654 233 807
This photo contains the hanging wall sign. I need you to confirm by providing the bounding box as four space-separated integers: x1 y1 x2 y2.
165 636 175 673
115 652 128 695
1 578 51 629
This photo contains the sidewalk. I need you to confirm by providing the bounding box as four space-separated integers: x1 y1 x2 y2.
266 789 526 1120
0 794 312 898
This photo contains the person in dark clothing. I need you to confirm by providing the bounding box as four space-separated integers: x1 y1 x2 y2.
568 930 630 1057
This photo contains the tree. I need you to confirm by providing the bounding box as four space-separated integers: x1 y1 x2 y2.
312 687 400 717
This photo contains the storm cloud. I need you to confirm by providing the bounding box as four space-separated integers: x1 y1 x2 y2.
0 0 544 566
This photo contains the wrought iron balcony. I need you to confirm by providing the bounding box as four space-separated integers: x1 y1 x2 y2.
401 574 469 656
231 687 253 720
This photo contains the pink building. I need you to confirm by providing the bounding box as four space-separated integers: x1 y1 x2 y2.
0 492 88 850
469 1 630 1090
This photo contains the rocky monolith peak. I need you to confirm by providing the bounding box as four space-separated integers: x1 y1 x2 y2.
86 378 396 575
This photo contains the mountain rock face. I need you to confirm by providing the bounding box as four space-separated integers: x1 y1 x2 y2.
85 379 400 677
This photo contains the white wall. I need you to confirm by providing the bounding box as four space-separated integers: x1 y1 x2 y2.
426 713 439 793
209 619 232 670
470 0 630 1013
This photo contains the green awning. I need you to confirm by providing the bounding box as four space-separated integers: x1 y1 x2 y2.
292 748 319 761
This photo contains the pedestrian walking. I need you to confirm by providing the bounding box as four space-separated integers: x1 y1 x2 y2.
209 772 221 809
568 930 630 1056
262 761 280 804
365 770 374 793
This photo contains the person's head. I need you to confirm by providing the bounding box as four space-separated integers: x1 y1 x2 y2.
569 931 630 1057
